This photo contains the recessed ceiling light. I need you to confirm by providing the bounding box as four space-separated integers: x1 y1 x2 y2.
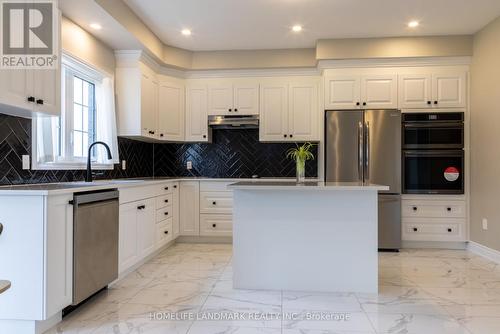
408 20 419 28
292 25 303 32
181 29 192 36
89 23 102 30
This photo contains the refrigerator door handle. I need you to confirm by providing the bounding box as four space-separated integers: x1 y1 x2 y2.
358 121 364 181
365 121 370 182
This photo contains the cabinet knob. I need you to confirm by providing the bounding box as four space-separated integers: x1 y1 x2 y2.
173 185 177 189
212 223 217 228
413 227 418 232
284 134 287 138
137 205 145 210
228 108 232 112
164 230 169 234
0 222 3 235
289 134 293 138
148 130 154 135
362 102 367 106
427 101 432 105
356 102 360 106
160 133 164 137
36 99 44 105
164 212 169 216
212 201 217 205
203 135 207 139
164 187 169 190
165 199 169 203
447 228 452 232
234 108 238 112
27 96 35 102
413 206 417 211
447 207 452 212
434 101 438 105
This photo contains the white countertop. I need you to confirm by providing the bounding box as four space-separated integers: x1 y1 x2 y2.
228 181 389 191
0 177 319 196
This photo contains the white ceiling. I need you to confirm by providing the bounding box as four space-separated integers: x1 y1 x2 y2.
123 0 500 51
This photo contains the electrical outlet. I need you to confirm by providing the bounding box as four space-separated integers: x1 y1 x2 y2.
121 160 127 170
482 218 488 230
22 155 30 170
186 161 192 170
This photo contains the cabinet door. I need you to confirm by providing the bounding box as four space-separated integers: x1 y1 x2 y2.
137 199 156 258
31 68 61 116
398 74 432 109
259 83 289 141
172 182 180 238
180 181 200 236
361 75 398 109
140 71 158 138
200 214 232 237
432 71 466 108
118 202 139 273
0 69 31 111
288 80 319 141
208 84 233 115
185 85 209 142
158 81 185 141
324 75 361 110
233 84 259 115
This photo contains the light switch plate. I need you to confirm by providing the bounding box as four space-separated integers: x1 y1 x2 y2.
187 161 192 170
121 160 126 170
22 155 30 170
482 218 488 230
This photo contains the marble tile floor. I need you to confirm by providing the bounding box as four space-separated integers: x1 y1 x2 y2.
46 244 500 334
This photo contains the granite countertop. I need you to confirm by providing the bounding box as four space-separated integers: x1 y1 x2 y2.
228 181 389 191
0 177 320 195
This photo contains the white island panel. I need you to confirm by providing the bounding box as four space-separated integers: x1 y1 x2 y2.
231 182 386 294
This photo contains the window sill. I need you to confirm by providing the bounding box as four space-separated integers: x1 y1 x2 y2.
32 162 115 171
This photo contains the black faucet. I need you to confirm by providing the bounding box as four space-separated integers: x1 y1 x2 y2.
85 141 112 182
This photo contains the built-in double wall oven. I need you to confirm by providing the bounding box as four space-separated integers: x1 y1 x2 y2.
402 112 464 194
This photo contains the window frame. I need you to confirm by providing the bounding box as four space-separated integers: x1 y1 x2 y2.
32 52 114 170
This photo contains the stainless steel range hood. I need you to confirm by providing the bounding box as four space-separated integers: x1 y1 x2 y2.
208 115 259 129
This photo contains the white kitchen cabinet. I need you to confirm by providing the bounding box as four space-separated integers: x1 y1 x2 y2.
324 75 361 110
259 82 289 141
324 74 397 110
432 71 466 108
208 83 259 115
361 74 398 109
118 201 140 273
398 74 432 109
158 79 185 141
288 80 319 141
0 193 72 321
31 68 61 115
200 214 233 237
185 85 210 142
137 198 156 258
115 60 158 140
260 78 319 142
156 219 173 248
180 181 200 236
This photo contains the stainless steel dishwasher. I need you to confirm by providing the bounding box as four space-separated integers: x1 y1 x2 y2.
72 189 119 305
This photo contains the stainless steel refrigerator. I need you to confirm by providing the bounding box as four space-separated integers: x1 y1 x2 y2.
325 110 401 250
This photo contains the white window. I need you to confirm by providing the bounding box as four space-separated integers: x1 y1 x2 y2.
33 53 119 170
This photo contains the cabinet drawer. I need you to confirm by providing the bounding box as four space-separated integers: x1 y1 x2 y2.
156 194 173 209
156 182 178 196
200 191 233 214
402 200 466 218
402 218 466 242
200 181 233 192
200 214 232 237
156 205 173 223
156 219 173 248
119 186 157 204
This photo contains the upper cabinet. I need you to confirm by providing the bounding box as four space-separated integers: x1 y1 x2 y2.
185 85 210 142
158 79 185 141
399 70 466 109
116 61 158 140
260 77 320 142
324 74 397 110
208 82 259 115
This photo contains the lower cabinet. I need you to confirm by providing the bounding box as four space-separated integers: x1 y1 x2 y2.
200 214 233 237
180 181 200 236
137 198 156 258
156 218 173 248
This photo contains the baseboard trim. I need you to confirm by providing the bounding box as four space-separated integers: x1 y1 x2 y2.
467 241 500 264
402 240 467 250
177 236 233 244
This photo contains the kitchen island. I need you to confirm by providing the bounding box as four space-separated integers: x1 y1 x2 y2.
228 181 389 294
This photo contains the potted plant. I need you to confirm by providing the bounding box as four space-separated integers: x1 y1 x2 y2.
286 143 315 183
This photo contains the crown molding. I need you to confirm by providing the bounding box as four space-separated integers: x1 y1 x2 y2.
318 56 472 69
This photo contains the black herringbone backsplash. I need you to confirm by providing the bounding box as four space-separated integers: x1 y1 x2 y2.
154 129 318 178
0 112 318 185
0 112 153 185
